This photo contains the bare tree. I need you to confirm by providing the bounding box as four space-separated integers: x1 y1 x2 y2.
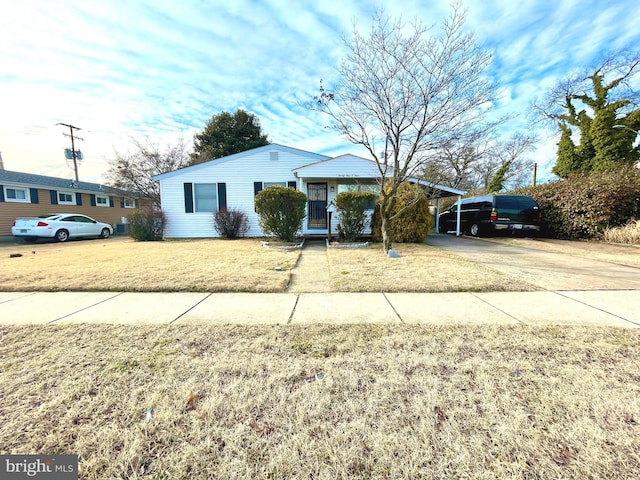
314 2 498 253
482 133 537 191
535 50 640 124
533 50 640 177
106 137 190 206
421 134 491 191
421 132 535 194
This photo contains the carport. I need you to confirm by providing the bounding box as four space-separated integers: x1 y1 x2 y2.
415 180 466 236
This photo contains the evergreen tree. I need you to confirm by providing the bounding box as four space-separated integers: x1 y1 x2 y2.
486 160 512 193
553 124 582 178
190 109 269 165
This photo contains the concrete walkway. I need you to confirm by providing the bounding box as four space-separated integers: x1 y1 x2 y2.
287 240 330 293
1 290 639 328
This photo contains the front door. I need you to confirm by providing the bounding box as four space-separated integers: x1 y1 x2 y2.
307 183 327 229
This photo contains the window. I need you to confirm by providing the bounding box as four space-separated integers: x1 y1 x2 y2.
58 192 75 205
194 183 218 212
123 198 136 208
96 195 109 207
263 182 287 188
337 182 380 195
71 215 94 223
4 186 29 203
336 182 380 209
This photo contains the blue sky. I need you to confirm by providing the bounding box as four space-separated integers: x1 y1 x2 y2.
1 0 639 184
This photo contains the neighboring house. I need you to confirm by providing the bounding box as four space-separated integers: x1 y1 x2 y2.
0 169 150 237
154 144 464 238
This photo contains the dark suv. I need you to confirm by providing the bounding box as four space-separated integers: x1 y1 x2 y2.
438 194 542 237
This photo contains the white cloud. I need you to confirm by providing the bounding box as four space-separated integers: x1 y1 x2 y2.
0 0 639 184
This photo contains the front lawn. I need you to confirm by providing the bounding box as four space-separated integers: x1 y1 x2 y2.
327 243 537 292
1 323 638 479
0 237 535 293
0 237 298 292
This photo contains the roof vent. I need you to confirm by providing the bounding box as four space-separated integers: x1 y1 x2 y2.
270 151 279 161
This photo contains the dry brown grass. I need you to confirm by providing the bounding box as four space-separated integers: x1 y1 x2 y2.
0 237 298 292
484 236 640 268
604 220 640 246
1 324 638 479
327 243 537 292
1 237 538 294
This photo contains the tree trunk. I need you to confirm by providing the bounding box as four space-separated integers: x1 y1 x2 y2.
381 215 392 254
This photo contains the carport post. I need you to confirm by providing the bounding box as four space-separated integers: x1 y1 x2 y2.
435 197 440 233
455 195 462 236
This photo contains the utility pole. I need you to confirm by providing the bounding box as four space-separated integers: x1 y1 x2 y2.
57 123 83 181
532 162 537 186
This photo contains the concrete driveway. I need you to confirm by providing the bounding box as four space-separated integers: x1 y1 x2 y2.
426 234 640 291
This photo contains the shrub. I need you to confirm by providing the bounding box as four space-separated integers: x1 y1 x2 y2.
335 190 376 241
371 182 431 243
254 186 307 242
213 208 249 238
127 207 166 241
516 166 640 239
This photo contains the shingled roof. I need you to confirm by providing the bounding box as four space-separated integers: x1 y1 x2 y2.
0 169 140 197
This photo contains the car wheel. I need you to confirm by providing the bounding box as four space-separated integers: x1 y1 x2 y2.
22 237 38 243
55 229 69 242
100 228 111 239
470 223 480 237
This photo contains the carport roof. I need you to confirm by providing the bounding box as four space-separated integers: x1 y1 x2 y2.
410 178 465 198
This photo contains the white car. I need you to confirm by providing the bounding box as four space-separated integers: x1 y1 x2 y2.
12 214 113 243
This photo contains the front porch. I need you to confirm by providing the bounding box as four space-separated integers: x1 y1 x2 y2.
291 153 466 238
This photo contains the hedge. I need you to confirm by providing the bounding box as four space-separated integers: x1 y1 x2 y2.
515 166 640 239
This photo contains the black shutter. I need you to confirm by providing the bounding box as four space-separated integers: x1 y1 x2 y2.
75 192 82 206
50 190 58 205
184 183 194 213
109 197 114 207
0 185 4 202
217 183 227 210
90 194 96 206
288 181 296 189
120 199 125 208
253 182 263 212
30 188 39 204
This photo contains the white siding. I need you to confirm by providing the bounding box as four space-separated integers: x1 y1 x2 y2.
159 147 326 238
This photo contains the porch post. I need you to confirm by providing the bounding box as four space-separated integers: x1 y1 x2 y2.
435 197 441 233
455 195 462 236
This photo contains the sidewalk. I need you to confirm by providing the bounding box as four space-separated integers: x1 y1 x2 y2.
1 290 638 327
